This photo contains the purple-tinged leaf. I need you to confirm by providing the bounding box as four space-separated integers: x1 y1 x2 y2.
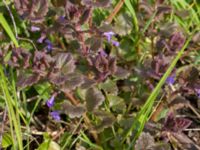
156 5 172 16
113 67 130 79
156 0 165 4
80 77 96 89
8 48 31 69
61 101 85 118
85 37 103 51
150 142 171 150
86 87 104 111
94 0 111 7
168 96 189 110
51 0 66 7
135 132 155 150
81 0 111 8
79 8 92 25
90 53 117 80
163 112 192 132
32 51 54 77
170 32 185 51
65 1 80 21
60 73 84 91
17 73 40 88
54 53 76 75
49 74 68 85
14 0 49 23
175 118 192 131
109 57 117 74
172 132 200 150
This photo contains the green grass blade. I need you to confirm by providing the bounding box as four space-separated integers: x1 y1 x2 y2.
0 13 19 47
79 131 103 150
124 0 139 32
141 11 157 35
0 65 23 150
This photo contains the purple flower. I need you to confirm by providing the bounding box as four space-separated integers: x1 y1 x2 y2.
103 31 115 42
50 111 61 121
111 40 120 47
46 95 55 108
31 26 40 32
166 75 175 85
37 33 46 43
103 31 120 47
45 39 53 51
58 16 65 23
195 88 200 98
99 49 107 57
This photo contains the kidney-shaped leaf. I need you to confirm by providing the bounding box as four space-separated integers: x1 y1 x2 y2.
86 87 104 111
113 67 130 79
93 110 115 132
61 101 85 118
17 73 40 88
54 53 76 75
135 132 155 150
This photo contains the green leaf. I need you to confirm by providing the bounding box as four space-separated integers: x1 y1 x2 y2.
2 133 13 148
0 13 19 47
107 94 126 113
48 141 61 150
93 110 115 132
34 82 51 100
99 79 118 95
124 0 139 32
37 140 50 150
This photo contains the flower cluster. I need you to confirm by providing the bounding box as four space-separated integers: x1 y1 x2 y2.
46 94 60 121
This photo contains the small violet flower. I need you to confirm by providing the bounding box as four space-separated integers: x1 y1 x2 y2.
37 33 46 43
50 111 61 121
166 75 175 85
111 40 120 47
103 31 115 42
45 39 53 51
58 16 65 23
103 31 120 47
31 26 40 32
46 95 55 108
195 88 200 98
99 49 107 57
